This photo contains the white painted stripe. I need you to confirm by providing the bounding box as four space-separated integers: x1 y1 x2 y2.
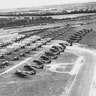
70 56 84 75
0 57 32 75
0 51 44 75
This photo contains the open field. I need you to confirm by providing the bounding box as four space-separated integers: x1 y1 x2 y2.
0 13 96 96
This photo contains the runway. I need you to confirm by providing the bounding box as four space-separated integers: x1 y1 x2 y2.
67 45 96 96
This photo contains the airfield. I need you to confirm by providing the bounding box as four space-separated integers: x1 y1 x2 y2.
0 14 96 96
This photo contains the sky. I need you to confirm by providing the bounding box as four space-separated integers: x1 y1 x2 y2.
0 0 95 9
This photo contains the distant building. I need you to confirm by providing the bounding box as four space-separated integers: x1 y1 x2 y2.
50 8 57 11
